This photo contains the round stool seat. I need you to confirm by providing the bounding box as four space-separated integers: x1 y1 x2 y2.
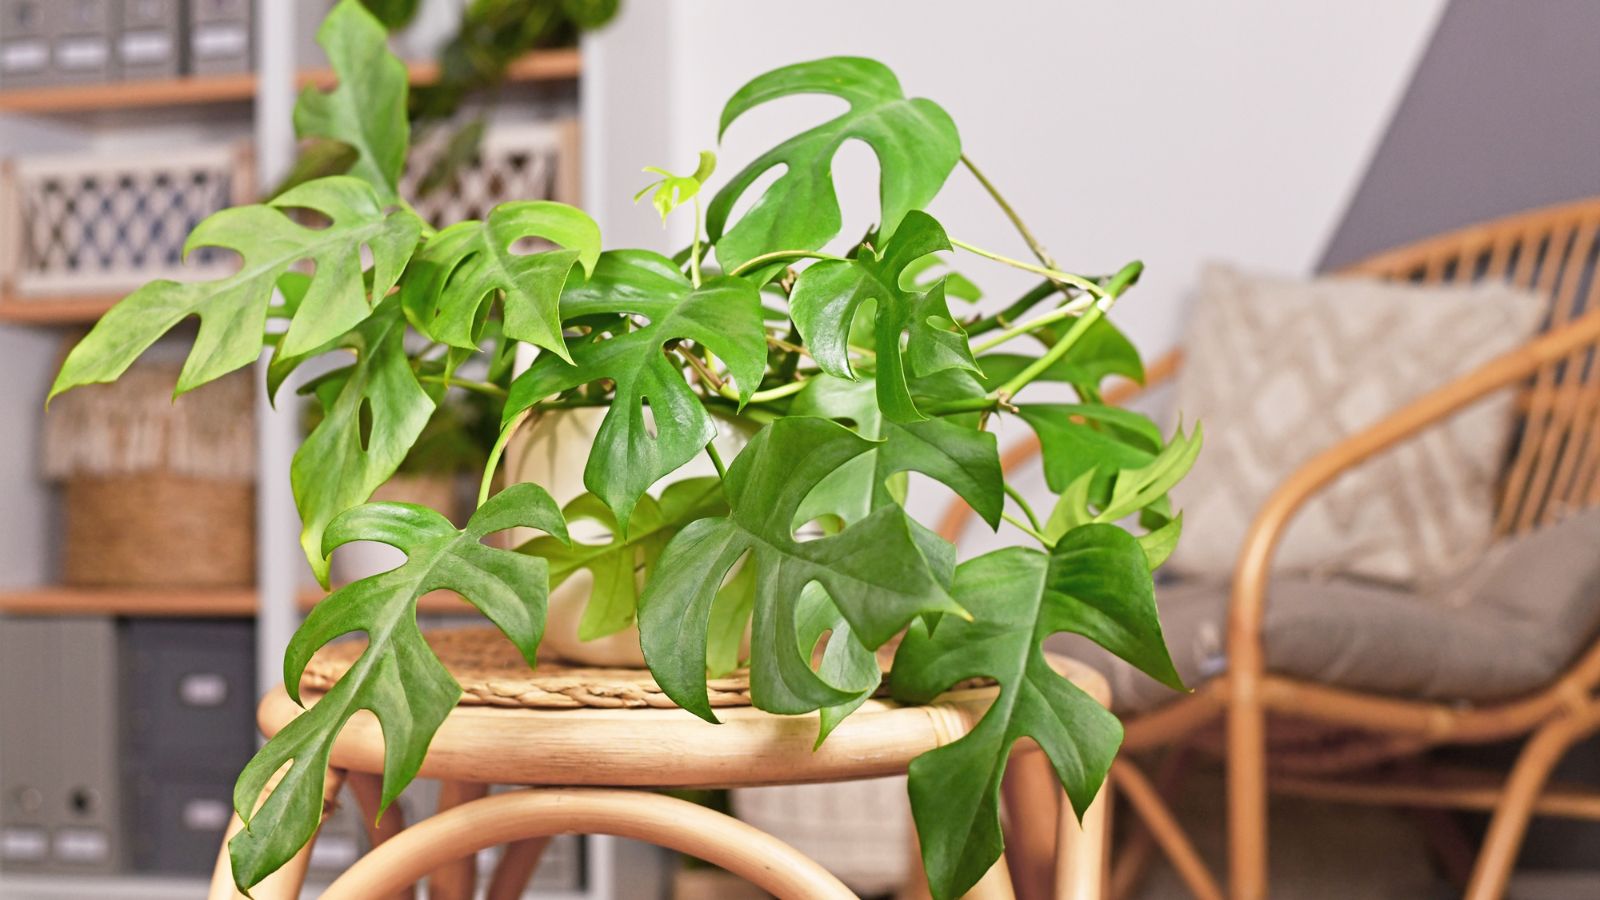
264 626 1108 789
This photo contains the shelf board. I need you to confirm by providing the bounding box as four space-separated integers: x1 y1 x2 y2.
0 586 257 618
0 294 118 325
0 49 581 115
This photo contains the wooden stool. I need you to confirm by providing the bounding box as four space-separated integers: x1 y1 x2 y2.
207 628 1111 900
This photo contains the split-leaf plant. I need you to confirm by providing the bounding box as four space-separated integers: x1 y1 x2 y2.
48 3 1198 897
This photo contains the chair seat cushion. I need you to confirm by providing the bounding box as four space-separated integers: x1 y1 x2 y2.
1057 508 1600 715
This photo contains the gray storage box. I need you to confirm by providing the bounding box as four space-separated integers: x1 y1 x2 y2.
186 0 251 75
117 0 181 80
125 771 235 874
0 0 51 89
0 617 123 874
49 0 116 86
119 619 256 763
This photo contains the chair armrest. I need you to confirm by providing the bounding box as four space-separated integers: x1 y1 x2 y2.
1224 310 1600 670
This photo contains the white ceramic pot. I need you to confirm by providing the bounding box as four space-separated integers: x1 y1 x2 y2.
506 407 753 667
329 474 463 585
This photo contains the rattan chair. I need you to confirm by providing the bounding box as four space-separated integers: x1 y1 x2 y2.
206 627 1113 900
941 196 1600 900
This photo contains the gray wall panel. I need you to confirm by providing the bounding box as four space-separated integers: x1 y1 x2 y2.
1320 0 1600 270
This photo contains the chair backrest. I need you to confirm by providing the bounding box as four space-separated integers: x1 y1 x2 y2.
1340 197 1600 536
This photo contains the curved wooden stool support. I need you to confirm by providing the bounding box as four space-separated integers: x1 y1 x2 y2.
210 630 1113 899
319 788 854 900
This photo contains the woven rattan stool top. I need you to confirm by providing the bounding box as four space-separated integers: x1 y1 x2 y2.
266 627 1109 789
301 627 762 710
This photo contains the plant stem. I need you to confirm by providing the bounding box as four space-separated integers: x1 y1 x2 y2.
970 296 1096 354
964 279 1060 337
479 409 529 508
729 249 845 278
1004 483 1043 533
1002 511 1050 545
418 374 508 398
961 153 1058 271
690 195 704 289
704 440 727 479
948 237 1104 296
991 260 1143 403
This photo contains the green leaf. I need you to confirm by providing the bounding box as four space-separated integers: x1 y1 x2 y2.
1137 511 1183 570
975 317 1143 394
892 526 1183 899
1042 471 1096 544
295 0 410 202
901 253 981 303
503 251 766 528
789 373 1003 530
519 478 726 642
290 297 436 587
634 151 717 222
707 57 961 276
790 211 978 421
1017 404 1162 494
1097 423 1203 523
50 176 422 401
401 201 602 360
638 417 963 721
228 485 567 890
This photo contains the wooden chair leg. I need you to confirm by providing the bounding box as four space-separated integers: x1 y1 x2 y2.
345 771 414 900
1055 769 1110 900
207 768 349 900
319 788 854 900
1111 761 1223 900
1111 746 1193 900
486 836 552 900
427 780 490 900
1465 703 1600 900
1226 684 1268 900
1004 741 1062 900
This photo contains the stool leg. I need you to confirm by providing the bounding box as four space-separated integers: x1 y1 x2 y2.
967 857 1019 899
1054 770 1109 900
1003 742 1062 900
207 767 348 900
486 836 553 900
427 781 490 900
346 772 414 900
320 788 853 900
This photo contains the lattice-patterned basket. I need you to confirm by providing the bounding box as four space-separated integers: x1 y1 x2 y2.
405 118 580 228
0 142 253 314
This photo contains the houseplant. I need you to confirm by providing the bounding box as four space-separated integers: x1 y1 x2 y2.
48 2 1196 897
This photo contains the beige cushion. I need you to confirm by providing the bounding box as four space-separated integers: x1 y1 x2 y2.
1056 508 1600 715
1167 264 1546 585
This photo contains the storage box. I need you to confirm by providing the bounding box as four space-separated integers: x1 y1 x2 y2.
187 0 252 75
0 142 252 313
0 0 51 89
48 0 115 86
0 617 124 875
117 0 181 81
120 619 257 761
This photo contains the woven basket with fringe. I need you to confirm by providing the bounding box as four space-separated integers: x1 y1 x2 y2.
44 353 256 588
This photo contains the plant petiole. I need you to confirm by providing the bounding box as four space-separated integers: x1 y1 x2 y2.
970 296 1096 354
728 249 846 278
948 237 1104 296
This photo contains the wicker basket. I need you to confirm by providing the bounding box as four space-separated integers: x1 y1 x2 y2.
62 474 255 588
44 351 256 588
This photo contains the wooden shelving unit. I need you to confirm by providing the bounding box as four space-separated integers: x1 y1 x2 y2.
0 49 582 116
0 586 258 618
0 294 119 324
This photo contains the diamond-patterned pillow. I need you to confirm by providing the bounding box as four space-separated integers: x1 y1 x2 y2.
1166 263 1547 586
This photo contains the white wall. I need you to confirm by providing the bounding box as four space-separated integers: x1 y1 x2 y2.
586 1 1445 353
